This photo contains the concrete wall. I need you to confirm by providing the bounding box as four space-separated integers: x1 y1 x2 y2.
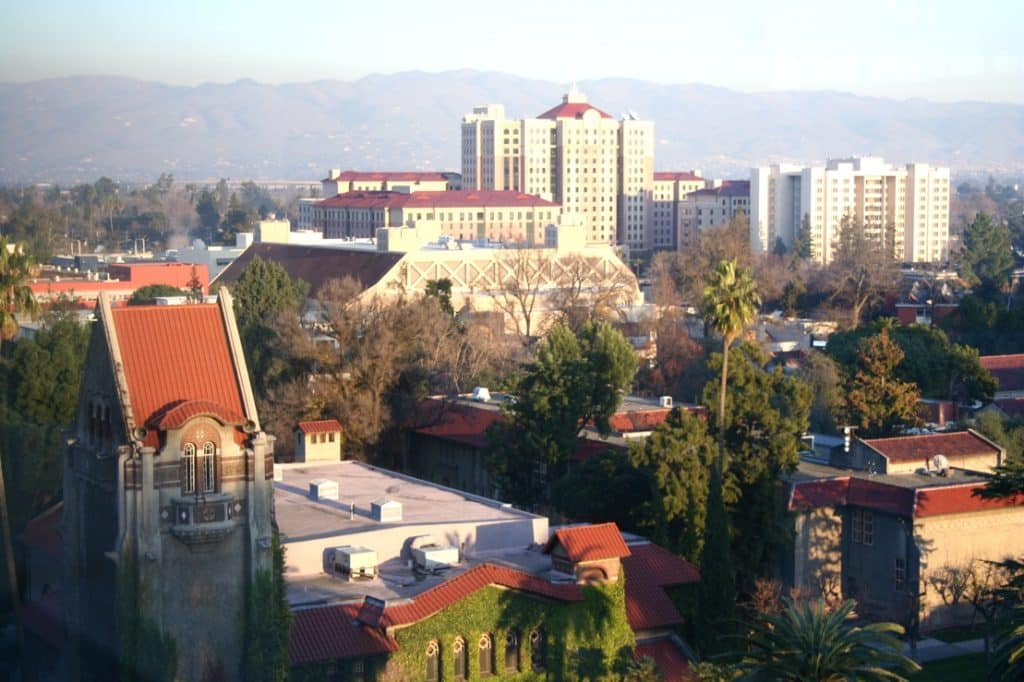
790 508 843 600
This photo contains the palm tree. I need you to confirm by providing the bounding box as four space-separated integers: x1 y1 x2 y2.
701 258 760 467
0 237 38 346
734 599 921 681
992 604 1024 681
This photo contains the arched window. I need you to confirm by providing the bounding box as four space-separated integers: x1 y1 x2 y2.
504 631 519 673
478 633 493 676
181 443 197 494
199 441 216 492
453 636 467 680
425 640 440 682
529 629 546 672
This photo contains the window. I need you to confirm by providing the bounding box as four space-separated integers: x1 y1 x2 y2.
426 641 440 682
453 637 467 680
200 442 216 492
479 633 493 676
851 510 874 546
505 631 519 672
182 443 197 494
863 511 874 545
529 629 546 672
894 558 906 589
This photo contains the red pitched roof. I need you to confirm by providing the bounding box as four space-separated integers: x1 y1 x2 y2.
415 402 504 448
654 171 703 182
861 431 999 463
635 638 691 682
537 101 613 120
317 189 557 210
622 543 699 632
296 419 343 434
915 483 1024 518
543 523 632 563
375 563 582 629
790 478 851 510
609 409 671 433
980 354 1024 392
290 602 397 666
19 502 63 562
110 304 246 446
155 399 247 430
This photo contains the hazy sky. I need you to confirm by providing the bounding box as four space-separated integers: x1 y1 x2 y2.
3 0 1022 103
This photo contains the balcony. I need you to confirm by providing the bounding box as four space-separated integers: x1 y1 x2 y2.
168 493 241 547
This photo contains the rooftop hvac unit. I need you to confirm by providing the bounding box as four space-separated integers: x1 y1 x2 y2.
659 396 673 408
472 386 491 402
309 479 339 501
329 545 377 579
371 499 403 522
412 544 460 571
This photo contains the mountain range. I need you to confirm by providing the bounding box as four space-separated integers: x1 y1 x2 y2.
1 70 1022 184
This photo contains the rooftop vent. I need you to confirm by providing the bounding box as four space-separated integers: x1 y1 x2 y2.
309 478 339 501
472 386 491 402
412 544 460 571
659 396 673 408
371 498 403 522
329 545 377 579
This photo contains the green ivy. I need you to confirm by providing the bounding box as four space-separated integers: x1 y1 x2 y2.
119 554 178 682
390 575 635 682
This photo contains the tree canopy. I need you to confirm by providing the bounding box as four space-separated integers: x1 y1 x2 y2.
834 327 921 438
958 211 1014 299
128 284 188 306
824 217 900 327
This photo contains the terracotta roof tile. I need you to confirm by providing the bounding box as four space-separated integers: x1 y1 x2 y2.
654 172 703 182
296 419 343 434
537 102 613 120
861 431 999 463
19 502 63 562
155 400 247 430
111 304 246 445
414 402 504 449
626 578 684 631
622 543 699 632
609 409 671 433
789 478 851 510
847 478 916 516
915 483 1024 518
635 638 691 682
289 602 397 666
980 354 1024 392
377 563 582 629
543 523 632 562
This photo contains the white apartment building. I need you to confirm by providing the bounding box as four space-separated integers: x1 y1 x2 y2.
462 88 654 250
750 157 950 264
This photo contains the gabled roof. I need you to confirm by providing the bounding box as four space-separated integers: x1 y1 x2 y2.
296 419 343 434
290 602 397 666
413 401 504 449
155 399 247 430
980 354 1024 392
609 409 671 433
109 303 247 446
19 502 63 562
543 522 632 563
537 101 612 120
622 542 700 631
370 563 583 629
214 243 404 297
861 431 1000 463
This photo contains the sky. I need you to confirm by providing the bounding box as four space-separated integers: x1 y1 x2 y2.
2 0 1023 103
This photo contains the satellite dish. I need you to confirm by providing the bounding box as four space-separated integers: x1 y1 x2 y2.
931 454 950 476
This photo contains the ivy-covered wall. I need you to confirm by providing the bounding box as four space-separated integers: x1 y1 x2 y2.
389 576 635 682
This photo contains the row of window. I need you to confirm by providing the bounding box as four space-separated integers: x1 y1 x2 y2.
426 631 545 681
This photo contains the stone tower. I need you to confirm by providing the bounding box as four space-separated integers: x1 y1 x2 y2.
62 290 274 680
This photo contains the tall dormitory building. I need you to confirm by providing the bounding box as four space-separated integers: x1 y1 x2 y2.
461 87 654 250
750 157 950 264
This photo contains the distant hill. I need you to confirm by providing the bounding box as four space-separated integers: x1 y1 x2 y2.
1 71 1022 184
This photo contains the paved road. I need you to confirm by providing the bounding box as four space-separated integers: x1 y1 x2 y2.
905 637 986 663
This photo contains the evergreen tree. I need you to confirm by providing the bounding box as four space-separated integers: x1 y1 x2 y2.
836 327 920 437
958 211 1014 301
242 532 292 682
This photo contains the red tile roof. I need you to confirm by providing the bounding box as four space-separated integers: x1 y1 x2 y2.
690 180 750 199
622 543 700 632
323 171 450 183
375 563 583 629
543 523 632 563
19 502 63 562
296 419 343 434
110 304 246 447
861 431 999 463
635 638 691 682
980 354 1024 392
414 402 504 449
317 189 558 210
609 409 671 433
915 483 1024 518
290 602 397 666
847 478 916 516
789 478 851 510
155 399 247 430
537 101 613 120
654 172 703 182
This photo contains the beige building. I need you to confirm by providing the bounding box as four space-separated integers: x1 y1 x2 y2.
320 170 455 198
678 180 750 250
751 157 950 264
462 88 654 250
309 190 560 245
652 171 707 249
